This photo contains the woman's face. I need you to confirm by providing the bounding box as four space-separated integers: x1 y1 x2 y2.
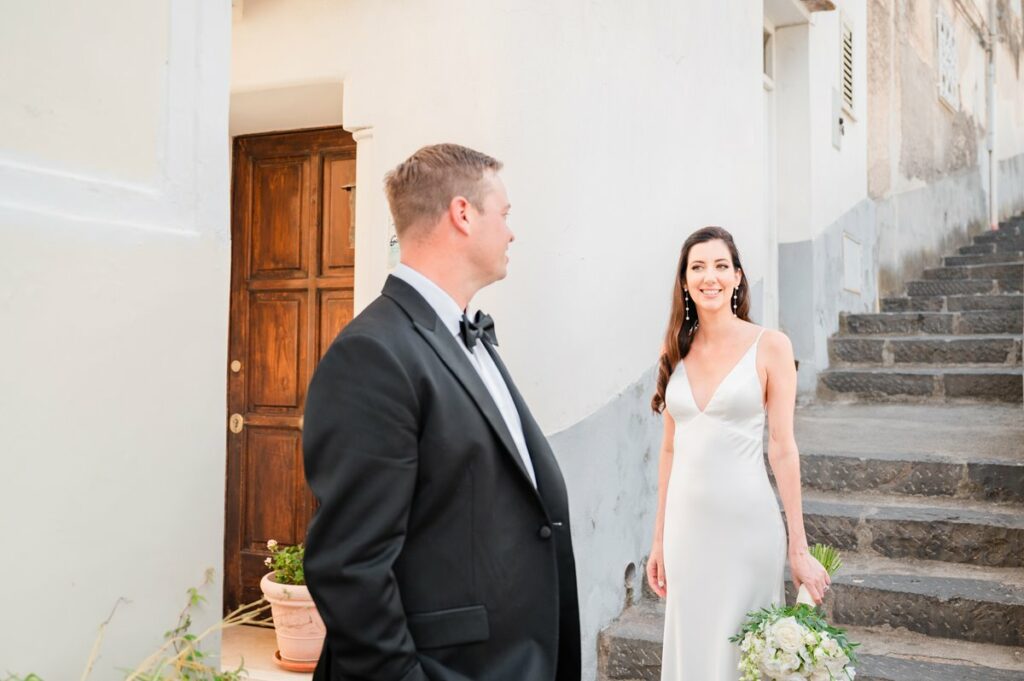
684 239 742 314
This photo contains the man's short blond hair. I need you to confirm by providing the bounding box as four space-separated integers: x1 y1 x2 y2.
384 143 503 237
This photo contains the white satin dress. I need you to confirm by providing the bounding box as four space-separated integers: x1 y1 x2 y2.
660 327 786 680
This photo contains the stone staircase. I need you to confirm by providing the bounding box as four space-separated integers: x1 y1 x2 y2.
819 218 1023 404
597 217 1024 680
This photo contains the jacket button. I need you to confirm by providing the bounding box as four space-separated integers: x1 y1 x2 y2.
538 525 552 539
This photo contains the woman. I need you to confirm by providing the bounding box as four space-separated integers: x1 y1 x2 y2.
646 226 830 680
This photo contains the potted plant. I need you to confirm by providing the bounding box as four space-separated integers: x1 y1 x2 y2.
260 540 326 671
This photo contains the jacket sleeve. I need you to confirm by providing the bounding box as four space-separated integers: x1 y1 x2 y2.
302 332 429 681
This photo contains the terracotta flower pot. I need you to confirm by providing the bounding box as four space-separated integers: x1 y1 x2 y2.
260 572 326 664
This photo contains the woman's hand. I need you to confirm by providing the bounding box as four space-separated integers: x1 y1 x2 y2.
790 549 831 604
646 542 667 598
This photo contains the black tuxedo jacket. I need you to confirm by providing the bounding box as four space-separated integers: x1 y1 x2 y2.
303 275 581 681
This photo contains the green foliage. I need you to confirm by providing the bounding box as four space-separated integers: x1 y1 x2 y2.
809 543 843 576
729 603 860 663
264 539 305 586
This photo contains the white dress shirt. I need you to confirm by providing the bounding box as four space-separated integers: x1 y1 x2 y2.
391 263 538 487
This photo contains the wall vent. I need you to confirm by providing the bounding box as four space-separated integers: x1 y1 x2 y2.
840 18 854 115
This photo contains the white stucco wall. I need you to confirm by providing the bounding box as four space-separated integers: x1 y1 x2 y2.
232 0 765 435
808 4 869 233
0 2 231 678
772 1 875 393
0 1 168 183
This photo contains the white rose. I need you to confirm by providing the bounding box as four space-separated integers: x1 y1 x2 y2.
759 650 783 677
779 674 805 681
809 669 831 681
825 654 850 675
770 617 807 653
823 636 843 655
779 651 801 672
266 539 278 550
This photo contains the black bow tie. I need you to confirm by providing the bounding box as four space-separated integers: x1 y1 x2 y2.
459 311 498 350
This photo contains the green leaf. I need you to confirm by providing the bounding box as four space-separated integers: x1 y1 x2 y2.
809 544 843 576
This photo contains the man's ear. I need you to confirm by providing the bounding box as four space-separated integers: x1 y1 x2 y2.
448 196 472 236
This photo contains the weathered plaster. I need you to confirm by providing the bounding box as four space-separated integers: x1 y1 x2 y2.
877 166 989 297
999 152 1024 218
868 0 895 199
549 368 662 681
898 38 982 182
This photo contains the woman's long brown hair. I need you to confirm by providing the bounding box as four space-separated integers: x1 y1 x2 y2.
651 227 752 413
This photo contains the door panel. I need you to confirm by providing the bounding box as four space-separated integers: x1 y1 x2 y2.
248 292 307 410
322 154 356 272
251 158 308 278
225 127 356 610
319 290 354 360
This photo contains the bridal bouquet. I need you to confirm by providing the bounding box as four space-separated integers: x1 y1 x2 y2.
730 545 858 681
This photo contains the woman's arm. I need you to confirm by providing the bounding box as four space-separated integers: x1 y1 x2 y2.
646 409 676 597
762 330 830 604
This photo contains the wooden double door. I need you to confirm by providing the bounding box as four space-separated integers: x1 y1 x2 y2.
224 127 356 609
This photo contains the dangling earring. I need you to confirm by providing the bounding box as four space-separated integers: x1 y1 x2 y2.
732 286 739 316
684 289 690 322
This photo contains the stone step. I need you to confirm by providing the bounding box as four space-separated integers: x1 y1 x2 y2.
960 243 998 255
958 238 1024 254
997 240 1024 254
842 309 1023 335
945 251 1024 266
796 451 1024 504
808 553 1024 647
837 625 1024 681
828 334 1022 366
817 366 1023 403
597 599 662 681
975 231 1024 244
596 569 1024 679
791 403 1024 502
793 402 1023 453
970 236 1024 251
922 262 1023 283
880 293 1023 312
799 490 1024 568
907 279 1012 297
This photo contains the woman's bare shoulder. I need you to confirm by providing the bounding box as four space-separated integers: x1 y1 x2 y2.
757 327 794 357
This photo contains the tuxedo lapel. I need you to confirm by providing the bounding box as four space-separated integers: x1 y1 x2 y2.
482 341 567 513
382 276 539 493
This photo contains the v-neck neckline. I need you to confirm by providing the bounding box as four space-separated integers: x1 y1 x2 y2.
681 329 764 414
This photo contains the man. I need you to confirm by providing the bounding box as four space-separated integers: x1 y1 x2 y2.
303 143 581 681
